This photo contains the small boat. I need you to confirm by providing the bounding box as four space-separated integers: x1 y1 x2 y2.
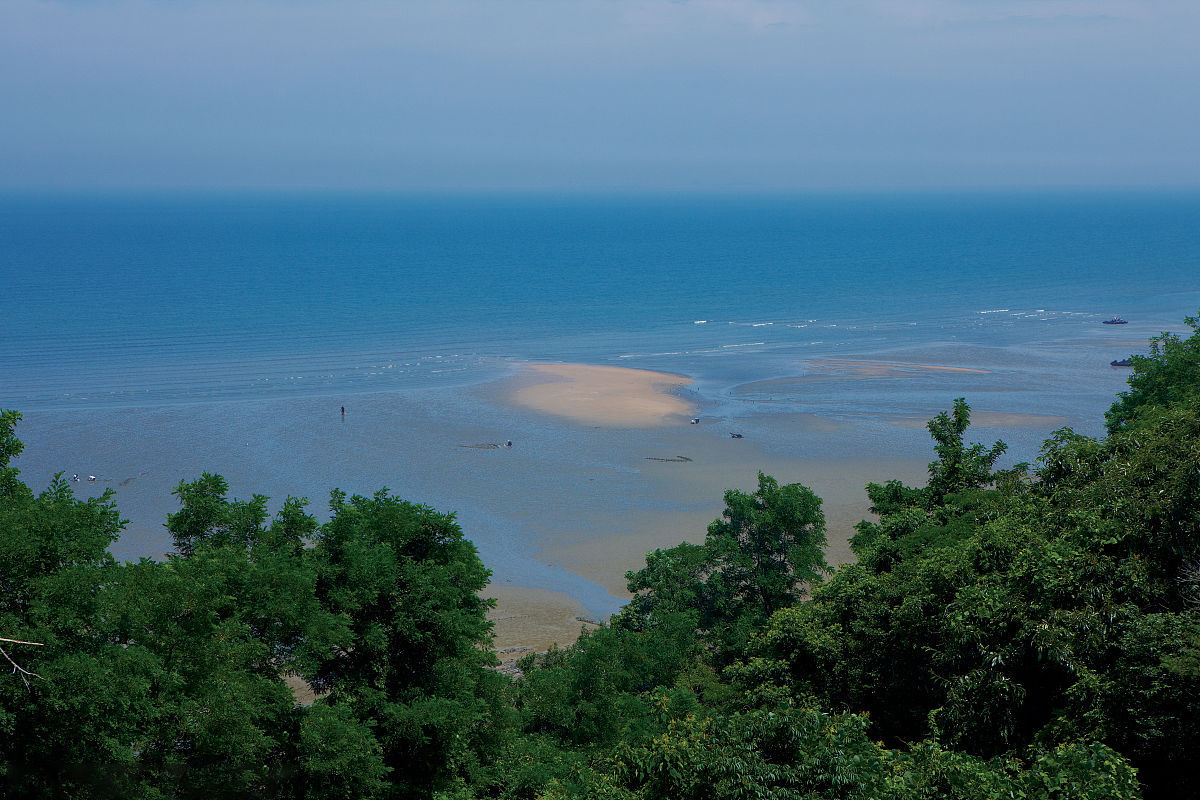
1110 359 1132 367
1102 317 1128 325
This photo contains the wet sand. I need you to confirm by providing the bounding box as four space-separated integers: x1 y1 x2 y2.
486 585 598 673
478 363 935 647
797 359 991 378
885 411 1074 430
483 448 929 650
531 444 929 598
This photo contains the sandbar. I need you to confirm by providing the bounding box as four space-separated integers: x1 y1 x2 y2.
509 364 695 428
801 359 991 378
486 584 598 673
887 411 1073 430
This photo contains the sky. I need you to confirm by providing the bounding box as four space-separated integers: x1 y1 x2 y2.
2 0 1198 191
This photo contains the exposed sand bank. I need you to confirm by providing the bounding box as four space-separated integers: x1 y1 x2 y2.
509 364 695 428
487 584 595 648
479 364 938 652
732 361 994 401
486 584 599 673
534 444 930 600
886 411 1073 430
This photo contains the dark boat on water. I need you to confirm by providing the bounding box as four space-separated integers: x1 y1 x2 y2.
1102 317 1128 325
1111 358 1132 367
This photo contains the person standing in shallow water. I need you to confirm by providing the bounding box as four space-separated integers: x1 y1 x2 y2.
340 406 345 417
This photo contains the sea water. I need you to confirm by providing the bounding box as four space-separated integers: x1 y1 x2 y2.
3 191 1199 615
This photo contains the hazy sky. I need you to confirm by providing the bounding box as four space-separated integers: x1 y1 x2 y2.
2 0 1197 191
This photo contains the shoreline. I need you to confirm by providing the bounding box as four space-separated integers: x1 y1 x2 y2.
15 356 1118 656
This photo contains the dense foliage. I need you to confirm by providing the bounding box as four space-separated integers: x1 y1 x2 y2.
0 410 501 799
2 313 1199 798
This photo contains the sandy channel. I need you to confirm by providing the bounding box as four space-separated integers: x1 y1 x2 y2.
485 358 1086 659
487 362 929 659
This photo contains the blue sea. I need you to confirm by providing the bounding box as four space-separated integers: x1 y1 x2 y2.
5 190 1198 409
3 191 1199 617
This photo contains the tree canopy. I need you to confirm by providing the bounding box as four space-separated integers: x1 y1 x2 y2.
4 311 1200 798
0 417 502 799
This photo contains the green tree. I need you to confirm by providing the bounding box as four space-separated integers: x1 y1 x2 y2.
730 382 1200 798
167 472 269 557
926 397 1008 505
1106 311 1200 434
513 614 703 750
0 411 143 798
112 473 352 797
297 703 389 800
624 473 827 661
308 489 504 800
540 704 1141 800
706 472 829 621
0 410 24 499
104 553 305 798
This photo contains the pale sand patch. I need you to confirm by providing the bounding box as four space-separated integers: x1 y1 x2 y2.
287 675 320 707
887 411 1073 430
510 364 695 428
486 584 595 656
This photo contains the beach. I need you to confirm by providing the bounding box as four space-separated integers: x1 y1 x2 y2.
5 191 1192 655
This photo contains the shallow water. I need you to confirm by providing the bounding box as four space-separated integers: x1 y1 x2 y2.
4 191 1198 617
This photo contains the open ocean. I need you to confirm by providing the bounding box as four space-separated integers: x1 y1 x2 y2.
3 191 1199 617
